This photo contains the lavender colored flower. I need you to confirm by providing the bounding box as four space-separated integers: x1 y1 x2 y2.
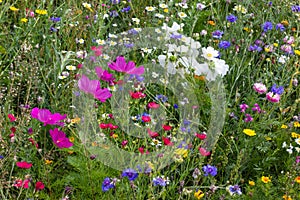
124 43 134 48
155 94 168 103
276 23 285 32
228 185 242 195
219 40 231 49
212 30 224 39
252 103 262 113
261 21 273 32
270 84 284 95
121 6 131 13
122 168 138 181
153 176 169 186
102 177 115 192
128 28 138 35
239 103 249 113
111 0 120 4
110 10 119 17
50 17 61 22
291 5 300 12
248 45 262 52
170 33 182 39
196 3 206 10
281 44 293 54
226 14 237 22
50 26 58 32
202 164 217 176
49 128 73 149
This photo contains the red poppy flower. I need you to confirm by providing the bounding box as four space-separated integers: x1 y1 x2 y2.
195 133 207 140
162 125 172 131
142 116 151 122
199 147 211 156
16 161 32 169
148 102 160 109
162 137 173 146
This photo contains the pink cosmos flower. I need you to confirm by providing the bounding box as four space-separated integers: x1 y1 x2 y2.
49 128 73 149
16 161 32 169
95 66 115 82
147 128 159 138
108 56 144 75
253 83 267 94
31 108 66 126
91 46 103 56
35 181 45 191
147 102 160 109
14 179 30 189
199 147 211 156
8 114 16 122
266 92 280 103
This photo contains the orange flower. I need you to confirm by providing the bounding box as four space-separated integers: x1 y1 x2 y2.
208 20 215 26
295 176 300 184
194 75 206 81
261 176 271 183
281 20 289 26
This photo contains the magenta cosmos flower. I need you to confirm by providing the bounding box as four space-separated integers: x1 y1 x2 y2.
49 128 73 149
108 56 144 75
16 161 32 169
266 92 280 103
31 107 66 126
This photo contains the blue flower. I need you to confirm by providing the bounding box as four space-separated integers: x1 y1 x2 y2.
170 33 182 39
102 177 115 192
0 155 4 159
228 185 242 195
212 30 224 39
291 5 300 12
121 6 131 13
110 10 119 17
261 21 273 32
276 23 285 32
153 176 169 186
122 168 139 181
50 17 61 22
155 94 168 103
218 40 231 49
128 28 138 35
226 14 237 23
270 84 284 95
202 164 217 176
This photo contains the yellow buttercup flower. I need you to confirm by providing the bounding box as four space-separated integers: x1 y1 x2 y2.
45 159 53 165
243 129 256 136
281 124 288 129
249 180 255 186
294 121 300 127
10 6 19 11
194 190 204 199
21 18 28 23
163 8 169 13
291 132 300 138
35 9 47 15
283 195 292 200
261 176 271 183
295 50 300 56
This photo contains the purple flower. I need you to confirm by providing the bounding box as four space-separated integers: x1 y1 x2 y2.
270 84 284 95
248 45 262 52
95 67 115 83
128 28 138 35
226 14 237 22
239 104 249 113
202 164 217 176
228 185 242 195
110 10 119 17
218 40 231 49
291 5 300 12
155 94 168 103
124 43 134 48
276 23 285 32
212 30 224 39
50 17 61 22
281 44 293 54
121 6 131 13
111 0 120 4
252 103 262 113
153 176 169 186
50 26 58 32
102 177 115 192
122 168 138 181
170 33 182 39
49 128 73 149
108 56 144 75
31 107 66 126
244 114 253 122
261 21 273 32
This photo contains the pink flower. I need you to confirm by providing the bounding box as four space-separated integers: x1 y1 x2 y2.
162 125 172 131
147 128 159 138
31 107 66 126
148 102 160 109
130 91 146 99
8 114 16 122
253 83 267 94
142 115 151 122
49 128 73 149
91 46 103 56
16 161 32 169
35 181 45 191
195 133 207 140
14 179 30 188
108 56 144 75
162 137 173 146
95 66 115 83
199 147 211 156
266 92 280 103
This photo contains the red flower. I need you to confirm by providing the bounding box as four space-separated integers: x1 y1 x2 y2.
141 116 151 122
162 125 172 131
138 147 144 154
199 147 211 156
195 133 207 140
10 127 16 133
35 181 45 191
108 123 118 130
147 129 159 138
16 161 32 169
91 46 103 56
130 91 146 99
148 102 160 109
8 114 16 122
99 123 109 129
162 137 173 146
14 179 30 188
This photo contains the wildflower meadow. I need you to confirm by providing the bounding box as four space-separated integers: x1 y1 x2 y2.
1 0 300 199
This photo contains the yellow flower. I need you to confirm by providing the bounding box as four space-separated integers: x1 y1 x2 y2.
69 137 75 142
249 180 255 186
112 134 118 139
243 129 256 136
295 50 300 56
265 47 271 53
163 8 169 13
10 6 19 11
261 176 271 183
175 148 188 158
295 176 300 184
243 27 251 32
294 121 300 127
273 43 278 47
35 9 47 15
68 151 74 154
45 160 53 165
281 20 289 26
281 124 288 129
71 117 80 124
265 136 272 141
0 0 2 3
233 5 247 13
283 195 292 200
291 132 300 138
21 18 28 23
194 190 204 199
208 20 215 26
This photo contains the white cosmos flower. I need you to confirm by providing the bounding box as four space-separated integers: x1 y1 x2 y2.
202 46 219 60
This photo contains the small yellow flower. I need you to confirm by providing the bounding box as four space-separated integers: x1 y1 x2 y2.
265 136 272 141
71 117 81 123
249 180 255 186
163 8 169 13
265 47 271 53
295 176 300 184
112 134 118 139
0 0 3 3
68 151 74 154
194 190 204 199
261 176 271 183
294 50 300 56
35 9 47 15
69 137 75 142
21 18 28 23
281 124 288 129
175 148 188 158
208 20 215 26
45 159 53 165
281 20 289 26
283 195 292 200
243 27 251 32
92 141 98 147
243 129 256 136
9 6 19 11
294 121 300 127
273 43 278 47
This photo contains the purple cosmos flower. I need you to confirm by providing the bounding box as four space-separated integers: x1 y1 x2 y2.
270 84 284 95
261 21 273 32
226 14 237 22
122 168 138 181
228 185 242 195
102 177 115 192
108 56 144 75
212 30 224 39
153 176 169 186
202 164 217 176
95 67 115 83
276 23 285 32
49 128 73 149
218 40 231 49
31 107 66 126
239 104 249 113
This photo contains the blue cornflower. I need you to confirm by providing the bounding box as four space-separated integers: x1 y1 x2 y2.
212 30 224 39
0 155 4 159
121 6 131 13
102 177 115 192
110 10 119 17
122 168 139 181
174 104 178 109
202 164 217 176
124 43 134 48
218 40 231 49
270 84 284 95
50 17 61 22
248 45 262 52
276 23 285 32
50 26 58 32
128 28 138 35
228 185 242 195
153 176 169 186
155 94 168 103
261 21 273 32
183 119 191 126
170 33 182 39
291 5 300 12
226 14 237 23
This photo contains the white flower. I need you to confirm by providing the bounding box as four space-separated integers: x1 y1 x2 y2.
282 141 287 148
82 2 91 9
196 3 206 10
132 18 140 24
66 65 76 70
141 48 152 53
278 55 287 64
103 14 109 19
178 12 187 19
162 22 184 33
145 6 156 12
108 33 118 38
152 72 159 78
296 138 300 145
155 13 165 18
159 3 168 9
158 54 177 75
287 148 293 154
109 41 117 46
96 39 105 45
102 54 110 60
76 50 87 59
295 147 300 153
178 3 188 8
233 5 247 14
202 46 219 60
77 38 84 44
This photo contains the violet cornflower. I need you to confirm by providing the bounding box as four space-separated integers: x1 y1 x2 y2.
276 23 285 32
122 168 138 181
270 84 284 95
212 30 224 39
228 185 242 195
226 14 237 23
261 21 273 32
153 176 169 186
219 40 231 49
102 177 115 192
